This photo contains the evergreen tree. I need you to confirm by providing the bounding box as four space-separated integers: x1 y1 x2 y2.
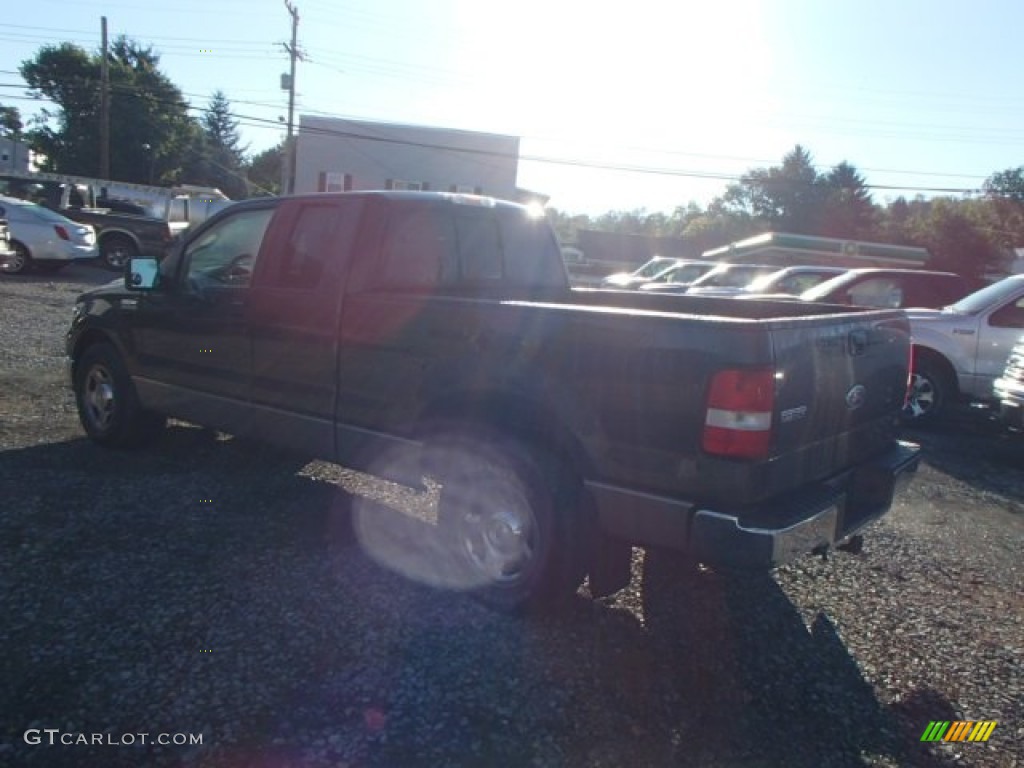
820 161 876 239
199 90 249 198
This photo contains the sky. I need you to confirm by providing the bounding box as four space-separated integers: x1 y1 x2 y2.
2 0 1024 215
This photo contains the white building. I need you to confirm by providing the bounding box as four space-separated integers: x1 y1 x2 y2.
294 116 531 202
0 138 32 174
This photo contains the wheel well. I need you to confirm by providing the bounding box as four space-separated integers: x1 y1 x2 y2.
417 393 592 486
913 346 959 397
10 239 29 256
70 330 116 384
99 231 139 249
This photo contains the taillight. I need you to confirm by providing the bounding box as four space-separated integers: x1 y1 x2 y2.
703 368 775 459
54 225 70 241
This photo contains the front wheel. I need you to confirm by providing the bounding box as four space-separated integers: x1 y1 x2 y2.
902 360 950 425
427 433 584 613
74 343 165 448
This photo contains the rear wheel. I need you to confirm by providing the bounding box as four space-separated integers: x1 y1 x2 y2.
100 235 137 272
427 431 585 613
902 358 950 425
74 343 165 448
2 242 31 275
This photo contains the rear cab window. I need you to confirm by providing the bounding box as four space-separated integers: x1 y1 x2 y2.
354 198 568 296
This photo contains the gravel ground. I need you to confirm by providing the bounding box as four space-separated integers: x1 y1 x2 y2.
1 264 1022 768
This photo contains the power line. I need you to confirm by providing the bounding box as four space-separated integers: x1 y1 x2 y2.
0 70 1001 196
0 85 993 195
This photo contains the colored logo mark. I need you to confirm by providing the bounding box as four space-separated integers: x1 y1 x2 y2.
920 721 997 743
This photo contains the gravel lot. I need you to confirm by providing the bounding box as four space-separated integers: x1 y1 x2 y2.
1 264 1022 768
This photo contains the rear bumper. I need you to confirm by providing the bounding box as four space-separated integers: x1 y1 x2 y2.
587 440 920 569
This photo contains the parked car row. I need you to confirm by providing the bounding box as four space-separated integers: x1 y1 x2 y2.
601 257 979 311
0 195 99 274
598 256 1024 428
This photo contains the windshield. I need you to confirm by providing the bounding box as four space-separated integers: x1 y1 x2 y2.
946 276 1024 314
747 268 842 294
633 257 674 278
692 264 777 289
800 272 863 302
656 262 714 284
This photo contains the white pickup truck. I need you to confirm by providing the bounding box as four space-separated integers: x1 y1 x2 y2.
905 275 1024 422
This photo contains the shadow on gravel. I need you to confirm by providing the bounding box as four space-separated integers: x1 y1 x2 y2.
902 404 1024 508
0 262 116 285
0 428 971 768
638 551 963 768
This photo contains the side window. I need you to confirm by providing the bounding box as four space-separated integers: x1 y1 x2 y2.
778 275 806 294
937 279 968 305
186 207 275 287
456 209 502 282
847 277 902 308
275 204 338 290
377 206 456 289
989 297 1024 329
899 280 926 308
497 207 566 288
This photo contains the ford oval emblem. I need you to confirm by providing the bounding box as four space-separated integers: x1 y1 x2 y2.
845 384 867 410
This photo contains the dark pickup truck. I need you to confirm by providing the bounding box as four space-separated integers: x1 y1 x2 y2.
66 191 920 611
0 177 176 271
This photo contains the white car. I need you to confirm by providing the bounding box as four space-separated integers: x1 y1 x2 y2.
905 274 1024 423
0 195 98 275
601 256 688 288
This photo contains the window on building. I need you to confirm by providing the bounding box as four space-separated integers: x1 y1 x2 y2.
318 172 352 193
387 180 426 191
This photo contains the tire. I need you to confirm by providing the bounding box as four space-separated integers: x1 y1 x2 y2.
902 358 950 425
2 241 31 275
74 343 165 448
99 235 138 272
427 431 585 613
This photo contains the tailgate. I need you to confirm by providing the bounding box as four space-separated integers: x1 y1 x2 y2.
695 308 910 507
768 309 909 486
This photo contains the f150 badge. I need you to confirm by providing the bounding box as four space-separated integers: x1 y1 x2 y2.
846 384 867 410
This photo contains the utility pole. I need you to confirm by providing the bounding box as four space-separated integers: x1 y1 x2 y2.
99 16 110 179
281 1 300 195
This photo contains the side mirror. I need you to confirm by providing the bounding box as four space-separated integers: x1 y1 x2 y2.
126 257 160 291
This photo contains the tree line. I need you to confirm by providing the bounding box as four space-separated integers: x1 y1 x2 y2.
3 39 1023 278
549 145 1024 278
1 39 282 199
